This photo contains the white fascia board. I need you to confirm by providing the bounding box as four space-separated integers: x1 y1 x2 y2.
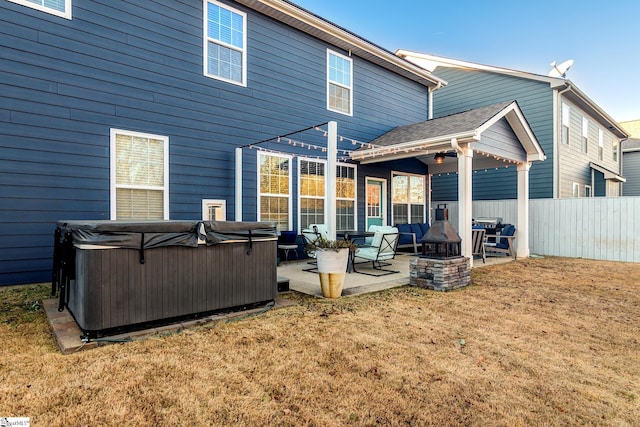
396 49 562 86
350 132 477 162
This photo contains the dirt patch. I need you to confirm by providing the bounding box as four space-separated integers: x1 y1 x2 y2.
1 257 639 426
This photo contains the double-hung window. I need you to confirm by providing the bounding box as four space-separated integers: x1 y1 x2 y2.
598 129 604 160
8 0 71 19
299 159 326 231
392 173 425 224
258 152 291 231
327 50 353 116
613 140 619 162
335 164 356 232
582 117 589 153
204 0 246 86
110 129 169 220
561 103 570 145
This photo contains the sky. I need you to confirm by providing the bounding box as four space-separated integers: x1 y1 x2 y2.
293 0 640 123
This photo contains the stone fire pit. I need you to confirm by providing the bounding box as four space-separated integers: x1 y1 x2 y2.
409 256 471 291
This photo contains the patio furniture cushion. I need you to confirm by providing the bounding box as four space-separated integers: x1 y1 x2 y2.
497 224 515 249
410 224 423 240
396 223 412 245
419 222 430 236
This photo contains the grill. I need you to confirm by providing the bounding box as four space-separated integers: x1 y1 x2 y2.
421 204 462 259
473 217 505 242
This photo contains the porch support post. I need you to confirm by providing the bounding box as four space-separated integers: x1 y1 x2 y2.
456 140 473 263
326 121 337 240
517 162 531 258
235 147 242 221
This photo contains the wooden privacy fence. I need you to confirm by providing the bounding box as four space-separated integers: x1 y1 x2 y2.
432 197 640 263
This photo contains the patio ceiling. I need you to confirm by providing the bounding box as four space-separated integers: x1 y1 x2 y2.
350 101 545 173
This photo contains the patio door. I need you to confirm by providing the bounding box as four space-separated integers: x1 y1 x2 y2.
366 178 386 230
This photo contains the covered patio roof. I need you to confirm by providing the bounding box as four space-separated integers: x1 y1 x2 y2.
350 101 545 264
350 100 545 172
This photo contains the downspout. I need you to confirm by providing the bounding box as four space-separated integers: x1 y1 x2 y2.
554 82 572 198
428 82 443 120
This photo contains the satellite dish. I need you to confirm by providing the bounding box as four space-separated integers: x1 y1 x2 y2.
548 59 574 78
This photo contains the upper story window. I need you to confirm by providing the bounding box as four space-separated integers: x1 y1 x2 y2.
613 140 619 162
204 0 246 86
327 50 353 116
581 117 589 153
7 0 71 19
258 152 291 231
561 103 570 145
598 128 604 160
110 129 169 220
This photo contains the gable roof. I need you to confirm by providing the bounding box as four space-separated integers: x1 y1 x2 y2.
395 50 628 139
350 101 545 168
234 1 447 89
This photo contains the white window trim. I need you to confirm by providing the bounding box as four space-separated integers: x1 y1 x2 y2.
582 117 589 153
391 171 426 225
202 199 227 220
335 162 358 232
585 185 592 198
203 0 247 87
598 128 604 160
110 128 169 220
572 182 580 198
257 151 292 229
7 0 71 19
561 103 570 145
297 157 327 232
326 49 353 116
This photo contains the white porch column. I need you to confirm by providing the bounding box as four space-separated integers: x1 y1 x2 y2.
517 162 531 258
456 141 473 263
326 121 337 240
235 147 242 221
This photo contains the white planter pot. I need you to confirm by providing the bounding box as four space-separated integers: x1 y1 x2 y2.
316 248 349 273
316 248 349 298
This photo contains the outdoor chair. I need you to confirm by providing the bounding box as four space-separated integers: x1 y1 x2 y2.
278 230 299 262
484 224 517 259
471 226 486 263
352 228 400 276
301 224 329 272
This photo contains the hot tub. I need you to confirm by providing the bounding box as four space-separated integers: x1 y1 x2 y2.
52 220 277 336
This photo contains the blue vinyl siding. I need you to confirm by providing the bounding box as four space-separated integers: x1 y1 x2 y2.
0 0 428 284
430 67 553 200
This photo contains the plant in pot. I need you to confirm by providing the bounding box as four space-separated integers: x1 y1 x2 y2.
305 237 356 298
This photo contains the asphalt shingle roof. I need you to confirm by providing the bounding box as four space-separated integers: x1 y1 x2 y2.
367 101 515 148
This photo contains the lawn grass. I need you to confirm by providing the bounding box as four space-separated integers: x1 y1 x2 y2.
1 257 639 426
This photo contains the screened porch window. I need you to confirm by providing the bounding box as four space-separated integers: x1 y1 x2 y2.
111 129 168 220
392 173 425 224
336 164 356 232
259 153 290 231
299 159 325 231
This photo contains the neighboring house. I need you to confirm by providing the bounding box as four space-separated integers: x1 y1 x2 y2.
396 51 628 200
1 0 450 285
619 119 640 138
622 139 640 196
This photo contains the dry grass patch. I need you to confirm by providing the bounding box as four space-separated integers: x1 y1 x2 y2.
1 257 639 426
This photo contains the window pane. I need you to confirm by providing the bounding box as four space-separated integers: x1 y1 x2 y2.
329 84 350 114
392 175 408 203
336 200 354 232
409 176 424 203
206 1 244 83
116 189 164 220
300 198 324 231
